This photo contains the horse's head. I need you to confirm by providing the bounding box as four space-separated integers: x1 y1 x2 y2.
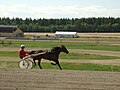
61 45 69 54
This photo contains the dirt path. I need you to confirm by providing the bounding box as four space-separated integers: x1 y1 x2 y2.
0 57 120 66
62 59 120 66
69 49 120 56
0 68 120 90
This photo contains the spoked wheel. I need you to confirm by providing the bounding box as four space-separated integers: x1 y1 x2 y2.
27 59 33 69
18 59 29 69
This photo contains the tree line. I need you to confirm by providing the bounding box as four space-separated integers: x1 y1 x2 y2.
0 17 120 32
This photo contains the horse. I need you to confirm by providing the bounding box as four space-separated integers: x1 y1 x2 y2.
29 45 69 70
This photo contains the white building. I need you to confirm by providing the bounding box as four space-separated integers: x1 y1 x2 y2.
55 31 78 38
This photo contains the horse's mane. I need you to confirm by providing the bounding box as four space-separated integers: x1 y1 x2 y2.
51 46 60 51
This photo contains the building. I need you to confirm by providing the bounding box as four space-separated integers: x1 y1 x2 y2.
55 31 78 38
0 25 23 37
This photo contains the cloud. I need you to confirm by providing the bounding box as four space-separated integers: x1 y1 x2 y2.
79 5 120 17
0 4 119 19
79 5 108 17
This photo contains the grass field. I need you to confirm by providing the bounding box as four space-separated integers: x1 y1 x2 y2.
0 33 120 71
1 40 120 51
0 51 120 60
0 61 120 71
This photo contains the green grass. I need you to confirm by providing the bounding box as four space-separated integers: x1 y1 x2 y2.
61 62 120 71
0 40 120 51
0 40 120 72
0 51 18 57
0 61 120 72
0 51 120 60
0 61 17 68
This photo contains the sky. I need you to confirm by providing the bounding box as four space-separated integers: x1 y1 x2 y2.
0 0 120 19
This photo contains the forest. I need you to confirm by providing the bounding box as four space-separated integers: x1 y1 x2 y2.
0 17 120 32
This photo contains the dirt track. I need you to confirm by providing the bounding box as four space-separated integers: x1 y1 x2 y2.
0 68 120 90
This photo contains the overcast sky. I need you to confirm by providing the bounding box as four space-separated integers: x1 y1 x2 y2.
0 0 120 19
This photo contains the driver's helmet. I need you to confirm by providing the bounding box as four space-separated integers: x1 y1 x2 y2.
20 45 25 48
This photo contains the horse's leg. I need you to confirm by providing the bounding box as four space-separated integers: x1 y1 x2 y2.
33 59 36 67
56 61 62 70
38 59 42 69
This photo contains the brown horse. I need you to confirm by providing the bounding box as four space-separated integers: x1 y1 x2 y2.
29 45 69 70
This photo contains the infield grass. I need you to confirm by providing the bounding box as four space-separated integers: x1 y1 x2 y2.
0 40 120 60
0 36 120 71
0 40 120 51
0 51 120 60
0 61 120 72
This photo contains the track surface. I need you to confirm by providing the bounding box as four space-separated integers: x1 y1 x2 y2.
0 68 120 90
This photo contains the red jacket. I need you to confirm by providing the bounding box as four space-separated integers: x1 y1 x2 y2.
18 48 29 59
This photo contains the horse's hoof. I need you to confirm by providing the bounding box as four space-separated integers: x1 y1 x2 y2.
51 62 57 65
33 65 36 67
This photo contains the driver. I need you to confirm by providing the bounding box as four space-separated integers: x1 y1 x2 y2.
18 45 30 59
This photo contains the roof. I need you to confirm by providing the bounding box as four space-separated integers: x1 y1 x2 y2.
0 25 16 28
55 31 77 35
0 25 17 33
